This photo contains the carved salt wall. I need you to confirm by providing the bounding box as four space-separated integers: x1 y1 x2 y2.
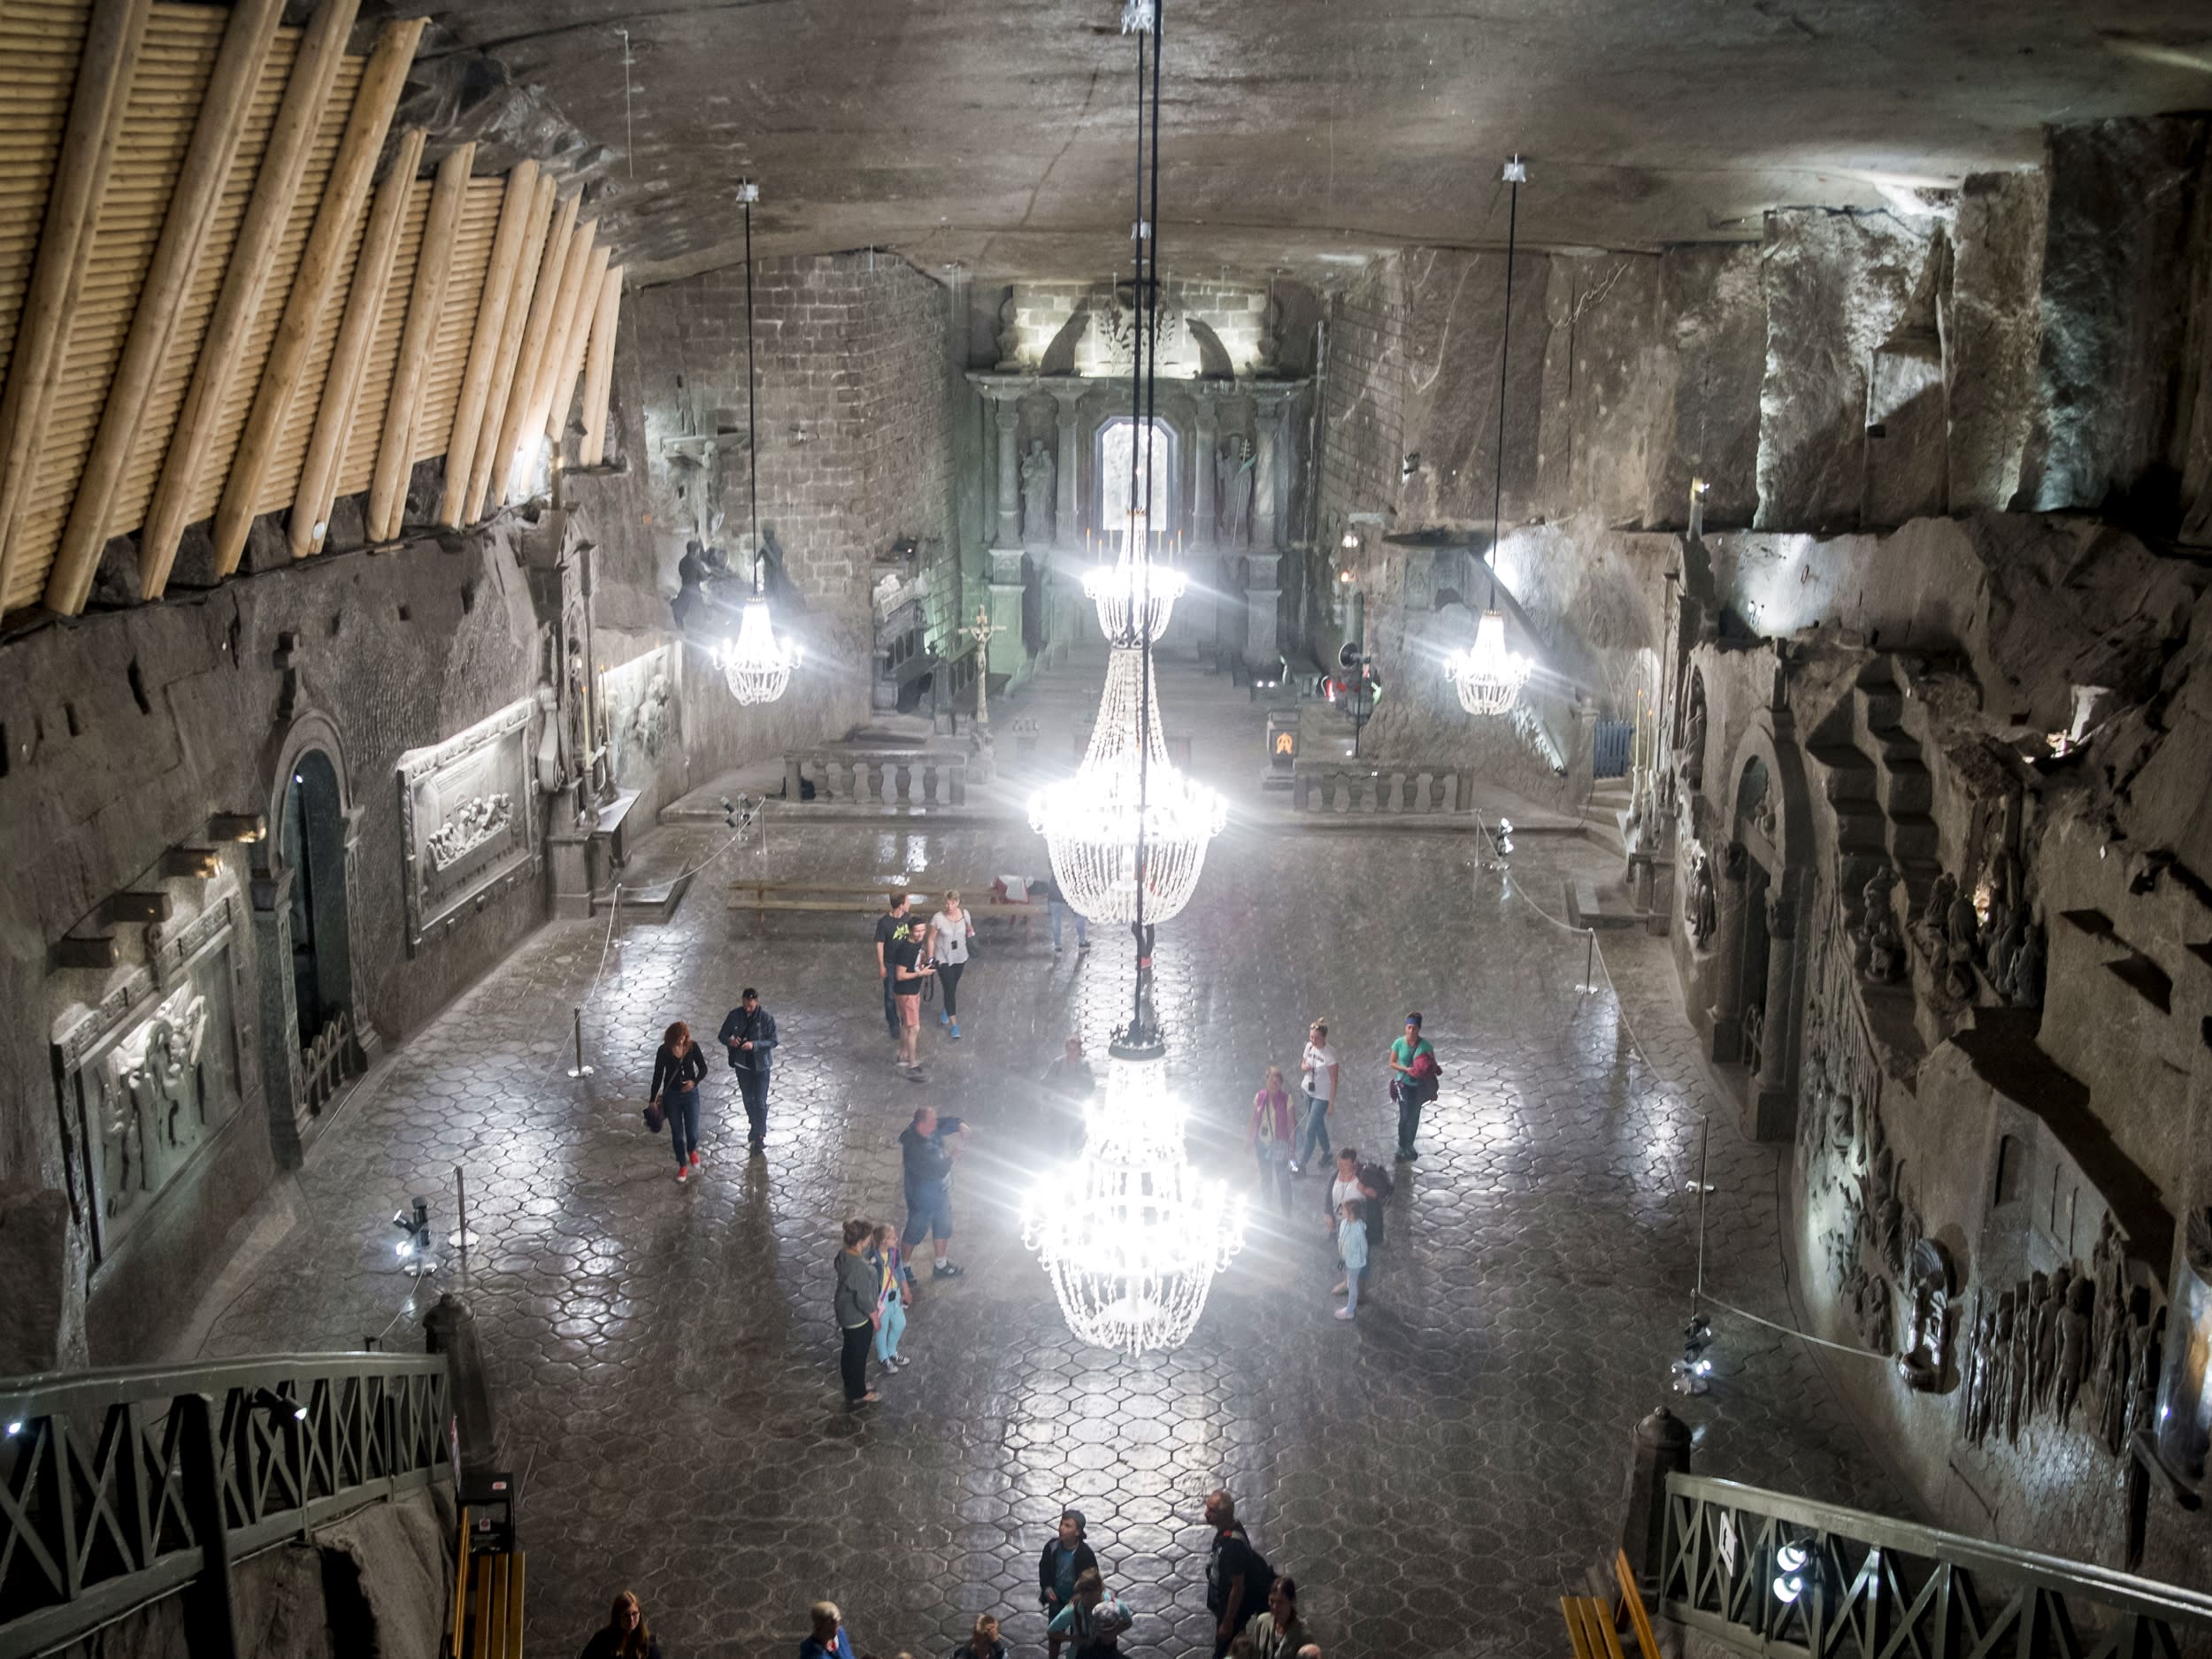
397 698 541 956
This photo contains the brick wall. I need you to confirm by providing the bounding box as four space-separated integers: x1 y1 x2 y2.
624 252 956 611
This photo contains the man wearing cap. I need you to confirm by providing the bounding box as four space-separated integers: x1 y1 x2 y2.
1386 1012 1437 1162
1040 1509 1101 1659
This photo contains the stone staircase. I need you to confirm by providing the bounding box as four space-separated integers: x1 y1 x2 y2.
1806 656 1940 933
1585 776 1633 856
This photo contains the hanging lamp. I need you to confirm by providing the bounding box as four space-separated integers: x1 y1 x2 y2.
1448 155 1534 718
718 181 794 706
1022 0 1242 1357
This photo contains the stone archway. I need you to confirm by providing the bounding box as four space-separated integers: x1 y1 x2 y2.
1710 710 1816 1141
253 710 373 1165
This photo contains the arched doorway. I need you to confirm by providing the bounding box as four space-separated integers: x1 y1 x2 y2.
1711 716 1812 1143
282 749 350 1049
1094 415 1178 539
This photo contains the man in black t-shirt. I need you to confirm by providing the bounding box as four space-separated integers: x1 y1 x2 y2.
900 1106 968 1276
1202 1491 1270 1657
873 893 914 1044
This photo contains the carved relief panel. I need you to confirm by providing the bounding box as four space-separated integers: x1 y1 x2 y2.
51 892 248 1265
398 697 541 954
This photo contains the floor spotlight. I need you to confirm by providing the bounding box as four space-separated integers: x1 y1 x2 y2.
392 1196 436 1278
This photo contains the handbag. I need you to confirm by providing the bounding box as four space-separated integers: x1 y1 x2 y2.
643 1097 665 1133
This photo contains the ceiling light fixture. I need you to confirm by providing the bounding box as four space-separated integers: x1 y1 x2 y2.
719 180 793 707
1024 0 1241 1357
1448 155 1535 718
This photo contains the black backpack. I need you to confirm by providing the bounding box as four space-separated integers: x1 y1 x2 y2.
1358 1161 1395 1202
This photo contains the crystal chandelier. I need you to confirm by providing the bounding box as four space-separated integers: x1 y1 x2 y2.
1455 155 1536 719
718 179 792 706
1448 609 1531 716
1028 647 1225 925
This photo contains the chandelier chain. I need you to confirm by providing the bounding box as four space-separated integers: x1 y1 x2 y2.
1488 166 1518 610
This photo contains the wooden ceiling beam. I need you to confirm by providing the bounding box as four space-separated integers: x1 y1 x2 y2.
0 0 154 612
45 0 287 616
140 0 360 601
477 192 580 522
461 172 557 526
438 158 538 526
544 242 611 452
367 141 473 543
579 265 624 467
506 215 597 503
288 127 426 557
211 16 425 576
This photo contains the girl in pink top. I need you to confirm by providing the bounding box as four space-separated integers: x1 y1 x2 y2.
1248 1064 1294 1216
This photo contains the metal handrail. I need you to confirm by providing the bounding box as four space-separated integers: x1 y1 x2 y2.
1662 1473 2212 1656
0 1353 449 1659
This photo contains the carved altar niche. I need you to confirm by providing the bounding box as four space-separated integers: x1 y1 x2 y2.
51 891 248 1266
602 645 680 791
397 697 540 955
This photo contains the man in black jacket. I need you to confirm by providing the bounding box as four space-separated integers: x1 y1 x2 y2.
1039 1509 1100 1659
718 987 778 1154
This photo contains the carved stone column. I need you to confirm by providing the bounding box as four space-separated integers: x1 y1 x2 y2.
993 398 1022 549
1752 879 1802 1143
1193 396 1218 549
1052 389 1080 551
250 866 305 1169
1244 549 1282 666
987 549 1026 680
341 803 380 1064
1709 841 1748 1064
1253 388 1287 551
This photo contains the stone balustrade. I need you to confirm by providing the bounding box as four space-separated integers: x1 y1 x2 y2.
1291 760 1471 815
783 750 968 808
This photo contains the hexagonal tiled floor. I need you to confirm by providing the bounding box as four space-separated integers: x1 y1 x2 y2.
193 817 1908 1659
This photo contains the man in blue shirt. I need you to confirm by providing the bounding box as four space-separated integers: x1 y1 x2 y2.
899 1105 968 1278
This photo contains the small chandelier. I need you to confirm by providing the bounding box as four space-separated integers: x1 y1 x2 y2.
719 565 793 705
1448 609 1531 716
1028 648 1225 925
1085 507 1186 646
718 178 792 707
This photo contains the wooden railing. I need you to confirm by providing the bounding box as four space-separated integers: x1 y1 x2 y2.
0 1354 449 1659
1291 761 1473 815
1660 1473 2212 1657
782 750 967 809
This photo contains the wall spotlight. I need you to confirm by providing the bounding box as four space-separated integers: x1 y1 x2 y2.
1772 1541 1809 1605
1340 530 1360 549
250 1387 308 1423
4 1421 20 1437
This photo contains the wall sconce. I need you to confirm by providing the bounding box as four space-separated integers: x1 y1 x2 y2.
1401 452 1420 480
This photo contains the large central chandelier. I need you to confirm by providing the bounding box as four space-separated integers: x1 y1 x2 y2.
718 180 793 707
1446 155 1535 719
1028 646 1225 924
1024 0 1243 1357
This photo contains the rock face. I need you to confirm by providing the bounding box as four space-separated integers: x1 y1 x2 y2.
1396 248 1553 528
0 1188 84 1373
1655 245 1765 530
1942 169 2049 512
1755 209 1943 532
2016 119 2207 520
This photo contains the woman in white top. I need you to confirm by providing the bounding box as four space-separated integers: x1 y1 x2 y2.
1293 1018 1338 1174
928 890 977 1041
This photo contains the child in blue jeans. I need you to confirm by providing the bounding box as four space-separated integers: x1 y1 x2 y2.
1334 1198 1368 1320
869 1223 914 1367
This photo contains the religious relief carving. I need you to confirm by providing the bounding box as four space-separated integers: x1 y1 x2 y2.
535 681 565 795
398 698 540 954
1955 1211 2165 1461
1855 862 1905 983
1678 674 1707 794
97 983 211 1219
1215 436 1255 547
1685 847 1717 947
630 670 675 760
2002 917 2045 1009
1898 1238 1955 1391
425 795 515 872
1093 281 1184 374
1020 440 1056 547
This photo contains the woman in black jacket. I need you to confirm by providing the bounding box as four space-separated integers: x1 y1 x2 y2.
580 1591 661 1659
649 1021 709 1183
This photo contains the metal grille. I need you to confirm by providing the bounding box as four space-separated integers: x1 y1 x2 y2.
0 1354 449 1657
1593 718 1634 779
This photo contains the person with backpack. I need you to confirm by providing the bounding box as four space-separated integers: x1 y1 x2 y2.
1047 1569 1131 1659
1202 1491 1272 1657
1386 1012 1440 1161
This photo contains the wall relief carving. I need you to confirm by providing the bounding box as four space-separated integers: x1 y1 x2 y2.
398 697 540 954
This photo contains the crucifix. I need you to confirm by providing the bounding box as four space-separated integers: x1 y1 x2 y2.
963 604 1000 730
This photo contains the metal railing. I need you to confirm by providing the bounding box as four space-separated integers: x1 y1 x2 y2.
1660 1474 2212 1658
0 1353 449 1659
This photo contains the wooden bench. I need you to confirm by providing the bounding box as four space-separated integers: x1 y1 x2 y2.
1559 1552 1661 1659
450 1506 526 1659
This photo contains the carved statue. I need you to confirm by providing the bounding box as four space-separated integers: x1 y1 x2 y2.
2032 1267 2068 1410
1850 1263 1893 1355
1988 904 2027 991
1020 440 1055 547
1255 292 1283 375
995 291 1021 370
1991 1294 2018 1443
1679 681 1707 793
2003 918 2045 1009
1859 864 1905 983
672 540 710 633
2008 1279 2035 1441
1899 1238 1953 1391
2055 1272 2094 1425
1216 435 1255 546
1916 872 1956 964
1686 849 1717 947
534 682 565 795
2124 1302 2165 1455
1959 1293 1990 1442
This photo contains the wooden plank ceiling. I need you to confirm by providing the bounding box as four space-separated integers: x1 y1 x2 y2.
0 0 626 621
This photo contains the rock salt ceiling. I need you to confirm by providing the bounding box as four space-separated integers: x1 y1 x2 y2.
420 0 2212 283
